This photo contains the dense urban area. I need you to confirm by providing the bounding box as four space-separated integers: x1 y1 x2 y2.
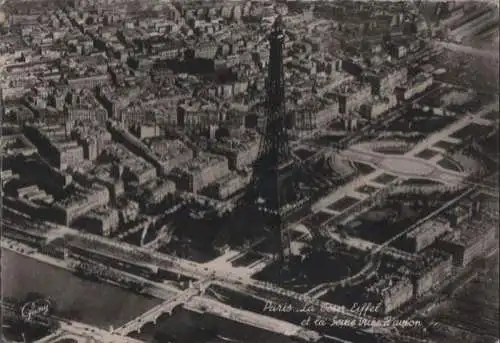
1 1 499 343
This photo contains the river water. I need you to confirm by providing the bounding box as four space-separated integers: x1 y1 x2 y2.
133 307 301 343
1 249 162 329
2 249 300 343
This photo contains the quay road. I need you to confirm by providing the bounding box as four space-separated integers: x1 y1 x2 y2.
185 296 322 342
113 278 321 341
32 318 145 343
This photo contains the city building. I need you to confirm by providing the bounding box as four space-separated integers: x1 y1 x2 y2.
443 201 476 227
408 248 453 296
21 156 73 190
404 217 451 253
71 121 113 161
177 101 220 129
364 274 414 314
333 80 372 114
122 158 157 185
1 134 38 157
170 153 230 193
51 183 110 225
14 184 54 204
203 171 250 200
135 178 176 211
366 65 408 96
395 73 433 101
100 142 157 185
74 163 125 205
76 206 120 236
23 123 84 170
145 138 194 174
64 88 107 124
117 199 140 225
210 130 260 170
359 95 398 120
438 219 497 267
96 85 140 119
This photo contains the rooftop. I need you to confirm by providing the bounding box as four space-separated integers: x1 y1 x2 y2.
334 80 370 95
53 184 107 210
366 274 412 296
443 218 496 246
408 247 451 275
146 138 192 162
177 152 227 173
1 134 37 155
86 206 117 219
407 217 450 239
212 130 260 153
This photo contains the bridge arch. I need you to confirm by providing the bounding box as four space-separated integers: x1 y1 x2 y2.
127 330 143 338
139 321 156 333
155 312 172 323
168 302 184 316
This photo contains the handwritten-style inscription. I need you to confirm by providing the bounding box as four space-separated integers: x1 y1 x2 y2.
21 299 52 321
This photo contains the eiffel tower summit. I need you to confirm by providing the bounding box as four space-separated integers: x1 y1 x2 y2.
248 16 309 265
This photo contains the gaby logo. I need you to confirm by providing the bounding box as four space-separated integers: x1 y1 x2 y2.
21 299 52 321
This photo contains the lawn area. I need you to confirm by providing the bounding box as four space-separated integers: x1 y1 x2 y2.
451 123 493 141
327 195 361 212
343 204 420 244
371 173 398 185
253 249 365 293
303 211 332 228
436 157 463 172
415 149 440 160
352 161 376 175
434 140 457 152
344 190 465 245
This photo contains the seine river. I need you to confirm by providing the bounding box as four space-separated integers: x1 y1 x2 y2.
1 249 162 329
2 249 299 343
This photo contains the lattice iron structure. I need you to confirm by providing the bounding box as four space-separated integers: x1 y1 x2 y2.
247 17 309 265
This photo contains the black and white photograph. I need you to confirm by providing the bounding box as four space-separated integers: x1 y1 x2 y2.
1 0 499 342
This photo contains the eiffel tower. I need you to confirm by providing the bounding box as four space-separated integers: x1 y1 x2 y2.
247 16 309 265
